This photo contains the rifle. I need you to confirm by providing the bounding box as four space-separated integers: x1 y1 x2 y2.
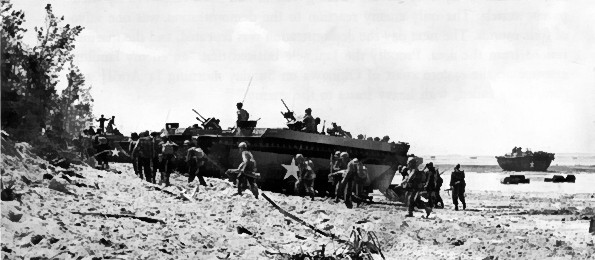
280 99 296 122
444 188 452 196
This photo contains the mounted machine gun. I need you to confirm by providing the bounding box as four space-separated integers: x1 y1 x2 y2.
280 99 303 131
192 109 222 130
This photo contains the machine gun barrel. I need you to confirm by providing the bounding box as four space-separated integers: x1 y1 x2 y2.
192 109 207 122
280 99 296 122
281 99 291 112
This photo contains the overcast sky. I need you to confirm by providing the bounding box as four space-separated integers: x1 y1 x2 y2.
13 0 595 155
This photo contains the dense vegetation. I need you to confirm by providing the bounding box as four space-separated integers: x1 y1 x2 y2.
1 0 93 147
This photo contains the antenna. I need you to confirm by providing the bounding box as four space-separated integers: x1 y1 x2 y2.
241 76 253 104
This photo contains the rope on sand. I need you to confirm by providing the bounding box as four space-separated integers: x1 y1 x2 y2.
261 193 348 244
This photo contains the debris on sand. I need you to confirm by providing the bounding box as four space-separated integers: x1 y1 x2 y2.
2 138 595 259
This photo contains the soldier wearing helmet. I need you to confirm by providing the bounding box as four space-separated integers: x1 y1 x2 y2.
404 157 432 218
226 142 255 187
230 151 259 199
236 102 249 125
339 158 366 209
302 108 317 133
294 154 316 201
132 130 154 182
186 144 208 189
450 164 466 211
330 152 350 203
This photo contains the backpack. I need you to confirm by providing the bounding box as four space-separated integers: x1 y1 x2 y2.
137 137 153 158
301 160 316 180
162 142 175 155
357 165 368 179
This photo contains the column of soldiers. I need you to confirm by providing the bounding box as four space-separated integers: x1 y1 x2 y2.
398 160 466 217
130 130 208 187
328 151 368 209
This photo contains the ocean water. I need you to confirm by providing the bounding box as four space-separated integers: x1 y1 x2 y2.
390 153 595 194
418 154 595 167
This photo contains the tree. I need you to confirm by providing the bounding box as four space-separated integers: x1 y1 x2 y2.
1 0 29 133
59 62 93 137
1 1 86 143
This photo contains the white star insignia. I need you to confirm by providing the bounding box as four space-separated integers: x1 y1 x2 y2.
111 148 120 157
282 158 299 180
530 162 534 168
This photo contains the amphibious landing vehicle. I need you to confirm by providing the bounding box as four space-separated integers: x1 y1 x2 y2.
162 109 411 198
496 150 555 172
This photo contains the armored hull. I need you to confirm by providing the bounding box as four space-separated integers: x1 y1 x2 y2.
496 151 555 171
165 126 410 197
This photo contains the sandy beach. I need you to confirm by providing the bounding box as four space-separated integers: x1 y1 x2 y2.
2 142 594 259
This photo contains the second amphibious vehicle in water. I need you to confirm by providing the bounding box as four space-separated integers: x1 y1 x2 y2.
496 149 555 171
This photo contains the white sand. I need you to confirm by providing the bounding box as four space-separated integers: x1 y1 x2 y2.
2 144 594 259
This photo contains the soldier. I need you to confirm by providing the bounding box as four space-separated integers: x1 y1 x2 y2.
150 132 162 184
302 108 316 133
106 116 115 134
229 142 254 186
353 165 368 205
434 168 444 208
81 130 93 159
450 164 466 211
294 154 316 201
160 136 178 186
236 102 249 124
404 157 432 218
96 115 108 133
234 151 259 199
339 158 364 209
132 131 153 182
186 144 208 188
330 152 349 203
96 137 111 170
129 132 140 177
399 164 409 180
424 162 437 207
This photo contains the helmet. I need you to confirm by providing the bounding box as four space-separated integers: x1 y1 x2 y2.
195 148 205 159
340 152 349 158
238 142 248 149
334 151 341 157
295 154 304 163
183 140 190 145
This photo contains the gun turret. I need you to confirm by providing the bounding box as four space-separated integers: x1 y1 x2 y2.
280 99 296 122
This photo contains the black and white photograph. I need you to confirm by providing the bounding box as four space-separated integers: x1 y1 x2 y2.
1 0 594 259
